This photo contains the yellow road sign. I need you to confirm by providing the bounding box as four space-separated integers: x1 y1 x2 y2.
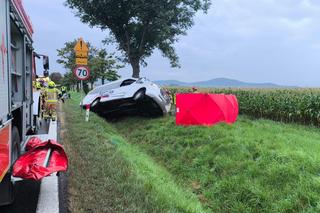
76 57 88 66
74 38 89 53
74 38 89 65
76 51 88 58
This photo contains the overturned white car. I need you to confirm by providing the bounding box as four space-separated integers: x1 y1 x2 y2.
81 78 171 117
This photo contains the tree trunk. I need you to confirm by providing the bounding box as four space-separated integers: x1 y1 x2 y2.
83 82 89 94
131 59 140 78
102 78 105 85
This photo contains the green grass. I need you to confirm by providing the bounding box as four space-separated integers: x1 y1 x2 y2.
112 115 320 212
63 92 320 212
62 93 205 212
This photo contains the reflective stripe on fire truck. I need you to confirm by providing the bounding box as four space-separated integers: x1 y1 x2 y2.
0 121 11 182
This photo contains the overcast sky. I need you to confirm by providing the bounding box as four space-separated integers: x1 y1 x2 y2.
24 0 320 87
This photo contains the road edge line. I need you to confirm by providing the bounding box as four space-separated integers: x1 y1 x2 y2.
36 121 59 213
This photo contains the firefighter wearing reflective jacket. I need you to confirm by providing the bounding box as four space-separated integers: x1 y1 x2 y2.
60 86 67 103
61 86 67 94
44 81 61 120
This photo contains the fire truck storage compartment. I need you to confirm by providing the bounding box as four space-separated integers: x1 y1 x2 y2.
10 8 33 141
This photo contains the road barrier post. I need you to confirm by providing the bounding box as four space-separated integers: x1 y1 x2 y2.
85 104 90 122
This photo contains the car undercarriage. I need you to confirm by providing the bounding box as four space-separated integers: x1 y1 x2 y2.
90 96 165 118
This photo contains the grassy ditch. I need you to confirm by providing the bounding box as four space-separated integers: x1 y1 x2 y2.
61 93 205 212
112 115 320 212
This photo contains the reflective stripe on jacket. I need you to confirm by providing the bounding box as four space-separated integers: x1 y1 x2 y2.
46 88 59 103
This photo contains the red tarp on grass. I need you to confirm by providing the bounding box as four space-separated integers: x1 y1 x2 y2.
176 93 239 126
13 138 68 181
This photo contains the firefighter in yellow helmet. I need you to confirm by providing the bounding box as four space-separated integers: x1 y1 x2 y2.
44 81 61 121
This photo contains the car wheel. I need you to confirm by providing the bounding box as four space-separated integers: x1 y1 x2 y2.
91 98 100 107
133 89 145 101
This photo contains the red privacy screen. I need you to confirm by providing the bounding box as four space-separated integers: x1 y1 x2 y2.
13 138 68 181
176 93 238 126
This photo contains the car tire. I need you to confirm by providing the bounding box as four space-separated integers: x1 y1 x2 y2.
133 89 145 101
91 98 100 108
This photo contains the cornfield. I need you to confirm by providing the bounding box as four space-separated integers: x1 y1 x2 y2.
166 87 320 126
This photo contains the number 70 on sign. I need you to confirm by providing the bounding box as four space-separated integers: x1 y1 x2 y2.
73 65 90 81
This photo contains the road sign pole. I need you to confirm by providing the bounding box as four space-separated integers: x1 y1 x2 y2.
74 38 90 115
80 80 83 112
73 65 90 112
85 104 90 122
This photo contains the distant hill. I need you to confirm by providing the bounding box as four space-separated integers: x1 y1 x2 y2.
155 78 293 88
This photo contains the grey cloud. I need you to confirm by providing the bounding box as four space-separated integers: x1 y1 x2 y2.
24 0 320 86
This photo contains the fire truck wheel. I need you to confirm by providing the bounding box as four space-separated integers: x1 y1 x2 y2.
0 127 20 205
11 126 21 165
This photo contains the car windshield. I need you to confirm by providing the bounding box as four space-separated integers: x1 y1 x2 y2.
120 79 136 87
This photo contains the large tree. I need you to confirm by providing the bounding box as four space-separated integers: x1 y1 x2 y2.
65 0 211 78
49 72 63 84
90 49 123 85
61 71 78 90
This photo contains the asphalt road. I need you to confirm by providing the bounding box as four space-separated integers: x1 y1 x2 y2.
0 121 49 213
0 180 41 213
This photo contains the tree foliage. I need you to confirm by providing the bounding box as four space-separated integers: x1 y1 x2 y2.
57 39 122 88
65 0 211 77
61 71 78 89
49 72 63 84
57 39 95 71
89 49 123 84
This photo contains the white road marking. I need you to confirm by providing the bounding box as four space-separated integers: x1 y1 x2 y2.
36 120 59 213
36 175 59 213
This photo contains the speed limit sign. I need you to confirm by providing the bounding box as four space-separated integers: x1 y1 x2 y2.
73 65 90 81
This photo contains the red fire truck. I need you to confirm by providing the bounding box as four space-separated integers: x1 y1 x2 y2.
0 0 45 205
